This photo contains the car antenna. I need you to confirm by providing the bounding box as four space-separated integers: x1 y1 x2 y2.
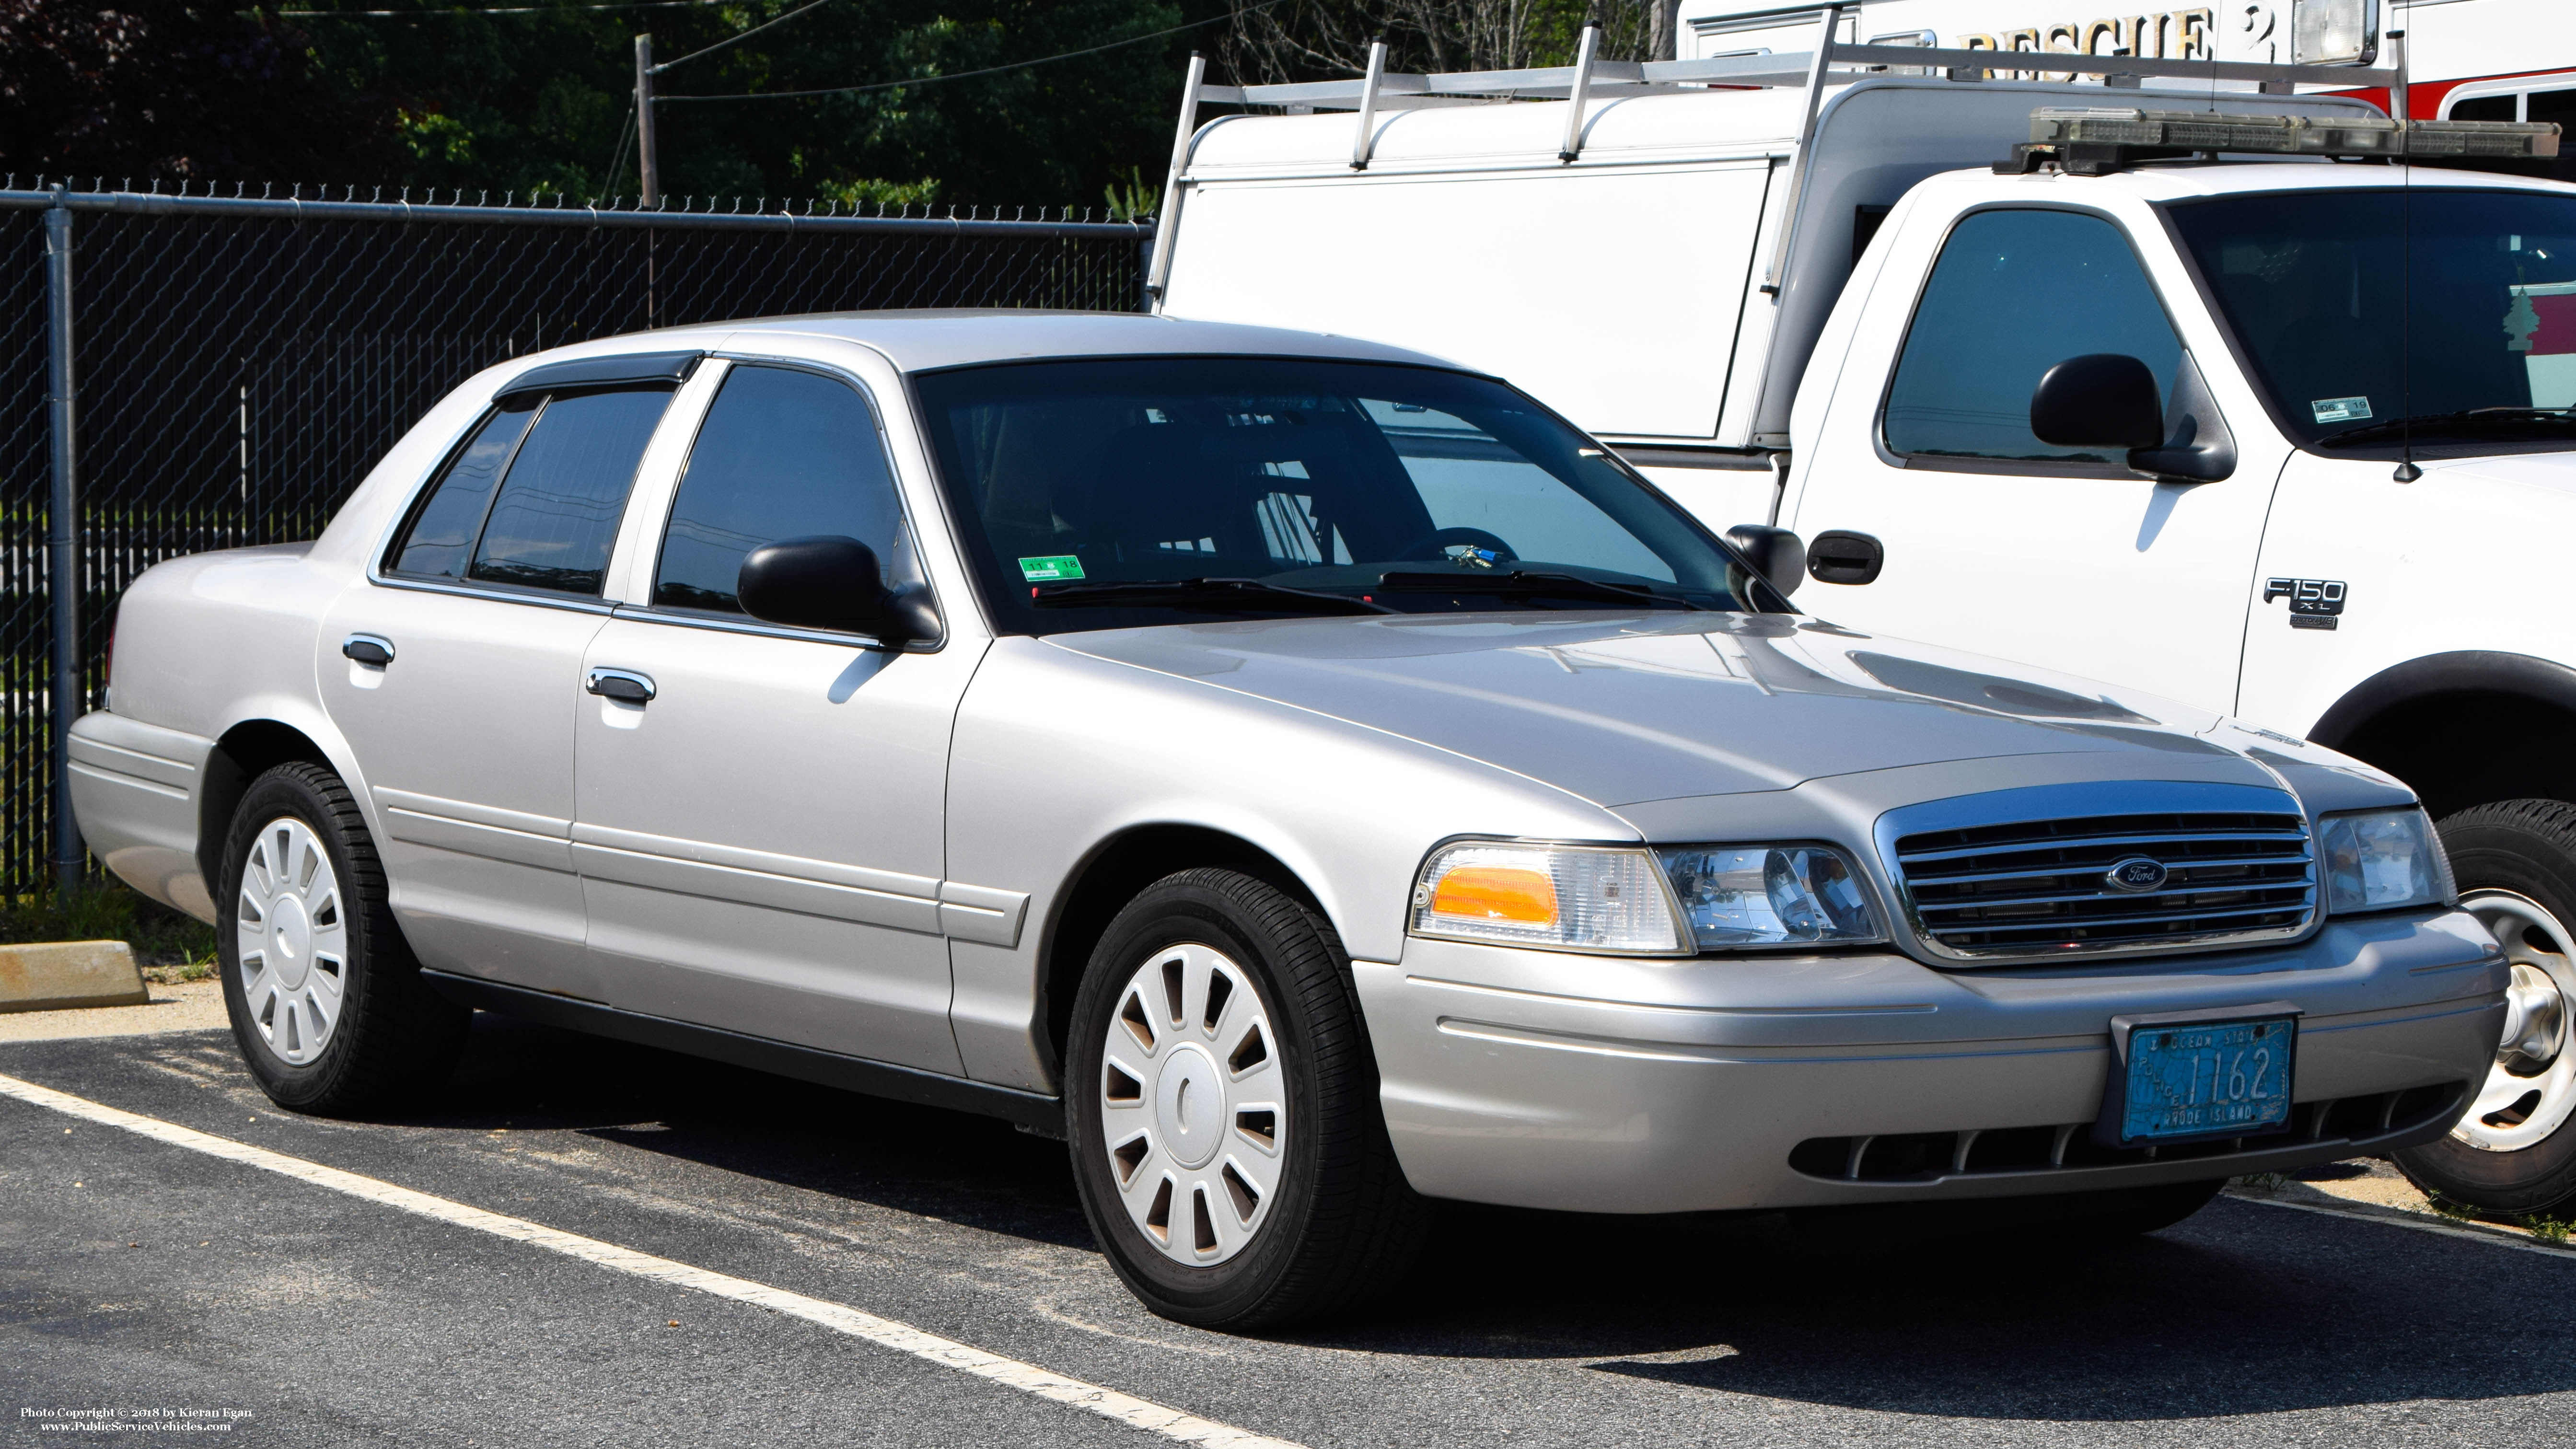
2392 28 2423 484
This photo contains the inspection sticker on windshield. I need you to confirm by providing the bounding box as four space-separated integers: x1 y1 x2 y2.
1018 555 1085 583
2311 396 2372 424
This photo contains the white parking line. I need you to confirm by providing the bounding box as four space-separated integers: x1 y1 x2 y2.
2228 1187 2576 1262
0 1071 1300 1449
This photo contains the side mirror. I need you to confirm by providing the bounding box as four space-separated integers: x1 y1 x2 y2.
737 534 937 645
1724 523 1805 599
2030 354 2165 452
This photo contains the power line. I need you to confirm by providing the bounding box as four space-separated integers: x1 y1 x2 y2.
284 0 725 14
658 4 1255 102
649 0 838 71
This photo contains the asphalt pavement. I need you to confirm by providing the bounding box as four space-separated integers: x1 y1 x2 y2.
5 1012 2572 1447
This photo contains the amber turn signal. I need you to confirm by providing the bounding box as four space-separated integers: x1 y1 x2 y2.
1430 865 1560 925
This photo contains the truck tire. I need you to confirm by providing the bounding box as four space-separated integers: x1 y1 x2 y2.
1064 868 1427 1329
2392 800 2576 1217
217 762 468 1114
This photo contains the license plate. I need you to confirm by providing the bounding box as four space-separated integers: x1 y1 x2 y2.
2117 1016 2297 1144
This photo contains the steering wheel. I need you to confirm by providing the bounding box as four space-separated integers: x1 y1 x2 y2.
1396 526 1519 564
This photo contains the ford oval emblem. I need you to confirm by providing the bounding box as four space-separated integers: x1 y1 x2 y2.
2105 856 2169 893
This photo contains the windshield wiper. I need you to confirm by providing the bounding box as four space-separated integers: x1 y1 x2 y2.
2319 407 2576 447
1030 577 1392 614
1374 569 1707 611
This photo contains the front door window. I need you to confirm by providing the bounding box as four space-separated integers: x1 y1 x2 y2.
1883 208 2182 467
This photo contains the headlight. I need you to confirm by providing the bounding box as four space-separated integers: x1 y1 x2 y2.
1657 844 1885 949
2320 808 2454 915
1411 842 1686 954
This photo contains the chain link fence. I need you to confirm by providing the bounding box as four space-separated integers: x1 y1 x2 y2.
2 182 1152 897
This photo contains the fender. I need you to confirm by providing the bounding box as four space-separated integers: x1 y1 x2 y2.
2308 651 2576 752
198 695 378 903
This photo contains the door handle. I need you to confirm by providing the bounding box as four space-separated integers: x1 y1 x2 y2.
342 634 395 667
1805 530 1884 586
586 668 656 704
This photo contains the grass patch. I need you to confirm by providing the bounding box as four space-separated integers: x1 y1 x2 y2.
2522 1215 2574 1247
0 879 217 977
2424 1191 2480 1223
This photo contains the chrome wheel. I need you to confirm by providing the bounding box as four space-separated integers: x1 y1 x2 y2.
1097 942 1285 1266
235 815 348 1066
2455 890 2576 1153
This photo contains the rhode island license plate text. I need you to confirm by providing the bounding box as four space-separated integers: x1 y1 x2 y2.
2122 1017 2294 1143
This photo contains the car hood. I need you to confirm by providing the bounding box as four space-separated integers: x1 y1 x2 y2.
1047 612 2258 808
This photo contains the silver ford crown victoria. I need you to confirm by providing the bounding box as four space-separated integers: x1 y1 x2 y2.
72 313 2506 1328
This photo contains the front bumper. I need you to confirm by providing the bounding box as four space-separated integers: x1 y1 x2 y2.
1356 910 2506 1214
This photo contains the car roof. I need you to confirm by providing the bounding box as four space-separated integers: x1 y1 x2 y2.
604 310 1463 375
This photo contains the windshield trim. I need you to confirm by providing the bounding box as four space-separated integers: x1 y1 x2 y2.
902 352 1793 638
2153 185 2576 463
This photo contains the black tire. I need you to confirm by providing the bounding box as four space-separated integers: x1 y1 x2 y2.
1064 868 1427 1329
217 762 467 1114
2390 799 2576 1217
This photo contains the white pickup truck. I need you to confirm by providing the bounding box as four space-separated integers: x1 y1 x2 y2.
1152 29 2576 1217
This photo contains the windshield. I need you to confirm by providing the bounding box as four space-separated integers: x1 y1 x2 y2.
912 356 1770 634
2167 188 2576 452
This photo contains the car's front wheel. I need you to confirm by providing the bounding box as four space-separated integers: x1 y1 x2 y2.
2392 800 2576 1217
218 761 467 1114
1064 868 1426 1329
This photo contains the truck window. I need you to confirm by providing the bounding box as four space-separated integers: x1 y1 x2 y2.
651 364 917 618
2167 188 2576 450
1882 209 2181 465
388 383 674 596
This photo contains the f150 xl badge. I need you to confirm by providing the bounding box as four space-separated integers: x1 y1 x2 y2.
2264 578 2345 631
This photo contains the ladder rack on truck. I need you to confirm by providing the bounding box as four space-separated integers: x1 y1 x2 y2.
1148 4 2405 305
1146 4 2412 509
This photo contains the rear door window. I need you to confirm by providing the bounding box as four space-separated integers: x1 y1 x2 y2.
388 382 675 596
652 364 916 616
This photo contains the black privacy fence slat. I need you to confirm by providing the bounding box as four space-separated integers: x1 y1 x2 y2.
2 185 1151 897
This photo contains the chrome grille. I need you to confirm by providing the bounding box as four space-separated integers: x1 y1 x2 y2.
1889 796 2316 962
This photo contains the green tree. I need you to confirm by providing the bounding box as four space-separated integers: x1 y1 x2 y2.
0 0 397 183
297 0 1229 207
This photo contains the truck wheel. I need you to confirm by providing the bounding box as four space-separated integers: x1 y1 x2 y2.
1064 868 1427 1329
217 762 468 1114
2391 800 2576 1217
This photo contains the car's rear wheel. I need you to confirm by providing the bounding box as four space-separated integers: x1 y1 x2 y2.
1064 868 1426 1329
218 762 467 1113
2392 801 2576 1217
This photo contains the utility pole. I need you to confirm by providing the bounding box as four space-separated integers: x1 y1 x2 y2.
635 34 661 207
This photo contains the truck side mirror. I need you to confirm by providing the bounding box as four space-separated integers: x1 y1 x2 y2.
737 534 937 646
2030 354 2165 452
1725 523 1804 599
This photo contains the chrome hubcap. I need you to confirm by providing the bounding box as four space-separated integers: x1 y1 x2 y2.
1098 942 1284 1266
2455 891 2576 1152
236 817 348 1066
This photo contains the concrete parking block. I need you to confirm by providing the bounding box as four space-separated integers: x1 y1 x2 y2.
0 940 148 1012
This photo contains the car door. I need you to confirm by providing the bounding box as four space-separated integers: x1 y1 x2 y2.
570 359 984 1073
1785 204 2279 715
320 358 697 1000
